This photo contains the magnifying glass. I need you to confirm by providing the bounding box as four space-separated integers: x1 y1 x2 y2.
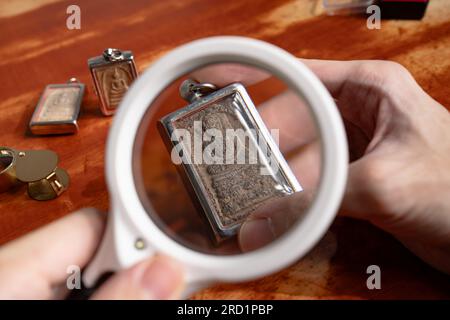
83 36 348 297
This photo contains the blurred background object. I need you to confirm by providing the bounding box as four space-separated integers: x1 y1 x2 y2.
323 0 376 15
322 0 429 19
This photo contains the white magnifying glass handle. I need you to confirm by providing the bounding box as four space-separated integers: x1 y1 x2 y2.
82 209 213 298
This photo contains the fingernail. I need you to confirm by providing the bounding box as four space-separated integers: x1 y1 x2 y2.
141 257 184 299
239 218 276 252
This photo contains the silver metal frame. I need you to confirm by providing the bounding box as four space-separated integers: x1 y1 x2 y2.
29 82 85 135
159 83 302 241
88 50 138 115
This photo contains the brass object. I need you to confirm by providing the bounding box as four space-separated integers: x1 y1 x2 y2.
28 168 70 201
0 147 70 201
158 80 302 243
15 150 59 182
29 78 85 135
0 148 18 193
134 238 146 250
88 48 138 116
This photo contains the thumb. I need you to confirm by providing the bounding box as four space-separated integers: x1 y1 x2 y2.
238 191 314 252
91 256 184 300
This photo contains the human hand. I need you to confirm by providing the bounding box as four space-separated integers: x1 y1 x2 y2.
193 60 450 274
0 208 184 299
303 60 450 274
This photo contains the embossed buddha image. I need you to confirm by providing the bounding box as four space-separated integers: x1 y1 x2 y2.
39 88 79 122
96 62 133 110
173 95 288 230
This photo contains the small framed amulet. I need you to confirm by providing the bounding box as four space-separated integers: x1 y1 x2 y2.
159 80 302 243
29 78 85 135
88 48 138 116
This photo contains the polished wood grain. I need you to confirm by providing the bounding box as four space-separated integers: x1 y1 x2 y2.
0 0 449 299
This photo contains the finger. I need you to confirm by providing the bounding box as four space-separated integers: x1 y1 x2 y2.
91 256 184 300
193 62 320 153
190 63 270 87
239 190 315 252
299 59 360 97
300 59 388 138
193 59 368 99
259 91 318 153
191 60 358 91
238 138 321 252
181 231 240 254
0 208 104 299
286 140 322 190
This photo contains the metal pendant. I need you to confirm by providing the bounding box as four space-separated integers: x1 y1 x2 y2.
88 48 138 116
29 78 84 135
158 80 302 243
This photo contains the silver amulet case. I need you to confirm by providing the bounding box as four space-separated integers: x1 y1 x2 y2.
159 80 302 243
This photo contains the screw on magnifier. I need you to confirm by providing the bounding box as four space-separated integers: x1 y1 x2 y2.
134 238 146 250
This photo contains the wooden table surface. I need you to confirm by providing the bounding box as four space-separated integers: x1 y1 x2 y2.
0 0 449 299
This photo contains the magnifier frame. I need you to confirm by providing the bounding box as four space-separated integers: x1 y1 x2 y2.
83 36 348 293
